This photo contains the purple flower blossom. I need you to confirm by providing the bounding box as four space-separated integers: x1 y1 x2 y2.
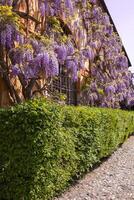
81 0 86 7
16 34 24 44
42 52 50 67
116 55 128 68
105 85 116 95
90 0 96 4
0 0 133 107
0 0 13 5
39 2 46 17
67 43 74 55
23 50 33 62
89 92 98 105
103 14 110 25
7 0 13 6
12 65 21 76
65 59 78 81
49 55 59 76
92 6 100 18
55 45 67 62
0 30 6 46
65 0 73 14
83 47 95 60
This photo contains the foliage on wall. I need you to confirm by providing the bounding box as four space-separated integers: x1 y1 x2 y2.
0 0 133 108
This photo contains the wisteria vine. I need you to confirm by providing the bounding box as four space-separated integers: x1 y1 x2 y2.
0 0 133 108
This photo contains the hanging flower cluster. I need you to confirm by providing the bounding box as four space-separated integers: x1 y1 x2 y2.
76 1 134 108
0 6 23 48
0 0 133 107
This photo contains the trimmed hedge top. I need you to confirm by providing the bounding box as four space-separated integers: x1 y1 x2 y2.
0 99 134 200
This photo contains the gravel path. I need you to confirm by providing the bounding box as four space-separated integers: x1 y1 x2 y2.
55 136 134 200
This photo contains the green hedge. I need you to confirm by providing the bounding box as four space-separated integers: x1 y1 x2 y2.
0 100 134 200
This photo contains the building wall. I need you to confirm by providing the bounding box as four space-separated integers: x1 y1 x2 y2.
0 0 129 107
0 77 12 107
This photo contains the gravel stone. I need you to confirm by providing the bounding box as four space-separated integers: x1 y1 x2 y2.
55 136 134 200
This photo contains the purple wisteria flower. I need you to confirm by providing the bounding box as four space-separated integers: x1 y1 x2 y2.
39 2 46 17
105 85 116 95
0 0 133 107
0 0 13 5
12 65 21 76
49 55 59 76
90 0 96 4
55 45 67 62
83 47 95 60
65 0 73 14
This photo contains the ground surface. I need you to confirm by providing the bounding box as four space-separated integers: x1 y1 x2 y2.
55 136 134 200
